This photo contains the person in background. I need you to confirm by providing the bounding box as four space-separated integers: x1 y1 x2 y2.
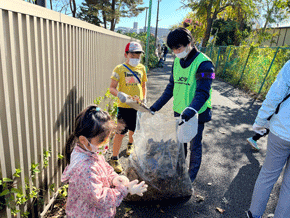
109 42 147 173
162 44 169 61
62 105 147 218
246 60 290 218
149 27 215 183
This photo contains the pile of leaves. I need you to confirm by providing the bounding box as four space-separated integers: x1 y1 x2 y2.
125 138 193 202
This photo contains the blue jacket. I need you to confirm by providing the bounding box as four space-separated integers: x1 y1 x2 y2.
255 60 290 142
151 47 215 123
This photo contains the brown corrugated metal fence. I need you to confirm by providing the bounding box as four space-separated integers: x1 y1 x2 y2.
0 1 136 217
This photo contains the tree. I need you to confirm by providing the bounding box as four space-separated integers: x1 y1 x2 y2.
182 0 235 47
77 1 102 26
211 18 251 46
46 0 77 16
181 0 259 47
257 0 289 31
84 0 145 31
70 0 77 17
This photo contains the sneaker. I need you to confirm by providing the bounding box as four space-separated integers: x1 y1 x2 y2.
109 159 123 173
246 211 262 218
126 143 134 156
247 137 260 151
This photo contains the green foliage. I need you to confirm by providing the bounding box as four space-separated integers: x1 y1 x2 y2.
123 32 159 69
78 0 144 31
43 149 51 168
58 153 64 160
77 1 102 27
256 0 289 31
207 45 290 98
0 150 53 217
31 163 40 177
211 18 251 46
182 1 259 47
58 184 68 199
94 89 118 119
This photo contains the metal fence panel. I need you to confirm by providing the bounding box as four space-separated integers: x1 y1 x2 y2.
202 45 290 98
0 0 136 216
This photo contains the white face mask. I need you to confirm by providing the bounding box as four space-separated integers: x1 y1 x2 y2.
129 58 140 67
175 45 190 59
84 138 109 155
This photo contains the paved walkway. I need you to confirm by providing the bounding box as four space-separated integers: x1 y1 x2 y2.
112 54 282 218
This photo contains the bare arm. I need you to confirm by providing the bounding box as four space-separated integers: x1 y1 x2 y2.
109 79 119 97
142 82 147 99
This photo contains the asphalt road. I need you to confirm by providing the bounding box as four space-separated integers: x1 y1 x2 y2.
109 54 282 218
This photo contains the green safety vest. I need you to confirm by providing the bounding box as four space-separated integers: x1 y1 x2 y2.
173 53 212 114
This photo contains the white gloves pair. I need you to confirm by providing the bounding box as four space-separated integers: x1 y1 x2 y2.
112 175 148 196
253 123 268 135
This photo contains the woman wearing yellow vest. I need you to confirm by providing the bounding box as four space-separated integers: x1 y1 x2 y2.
150 28 215 183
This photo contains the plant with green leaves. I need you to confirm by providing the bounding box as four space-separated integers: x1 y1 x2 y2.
94 89 118 119
0 149 54 217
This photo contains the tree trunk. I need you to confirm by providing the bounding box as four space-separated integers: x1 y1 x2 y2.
110 0 116 31
202 0 214 47
202 17 213 47
70 0 76 17
102 10 107 29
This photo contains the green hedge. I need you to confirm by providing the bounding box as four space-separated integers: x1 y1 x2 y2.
201 46 290 98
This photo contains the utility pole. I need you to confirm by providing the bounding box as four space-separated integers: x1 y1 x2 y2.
145 0 153 72
144 7 149 32
155 0 160 49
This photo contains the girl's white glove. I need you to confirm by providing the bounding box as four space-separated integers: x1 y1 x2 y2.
126 180 148 196
112 175 129 187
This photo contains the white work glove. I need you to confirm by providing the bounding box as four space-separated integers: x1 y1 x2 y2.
117 92 128 103
126 180 148 196
253 123 267 135
112 175 129 187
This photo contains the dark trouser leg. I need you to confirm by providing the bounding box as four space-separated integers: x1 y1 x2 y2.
188 123 205 182
184 143 188 159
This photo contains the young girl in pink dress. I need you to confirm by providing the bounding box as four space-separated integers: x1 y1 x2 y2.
62 105 147 218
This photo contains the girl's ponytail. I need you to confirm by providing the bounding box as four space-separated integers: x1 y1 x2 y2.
65 134 75 164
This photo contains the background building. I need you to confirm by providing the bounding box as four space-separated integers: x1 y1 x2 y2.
116 25 170 42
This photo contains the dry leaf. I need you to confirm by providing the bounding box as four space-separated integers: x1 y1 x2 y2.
216 207 225 214
207 183 212 186
125 207 132 213
196 195 205 202
160 209 165 213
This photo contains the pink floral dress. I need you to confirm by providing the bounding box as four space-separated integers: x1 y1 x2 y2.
61 145 128 217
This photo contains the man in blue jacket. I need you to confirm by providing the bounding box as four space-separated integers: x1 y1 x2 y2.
150 27 215 183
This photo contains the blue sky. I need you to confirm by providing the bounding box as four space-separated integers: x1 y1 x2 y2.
74 0 191 29
116 0 191 29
